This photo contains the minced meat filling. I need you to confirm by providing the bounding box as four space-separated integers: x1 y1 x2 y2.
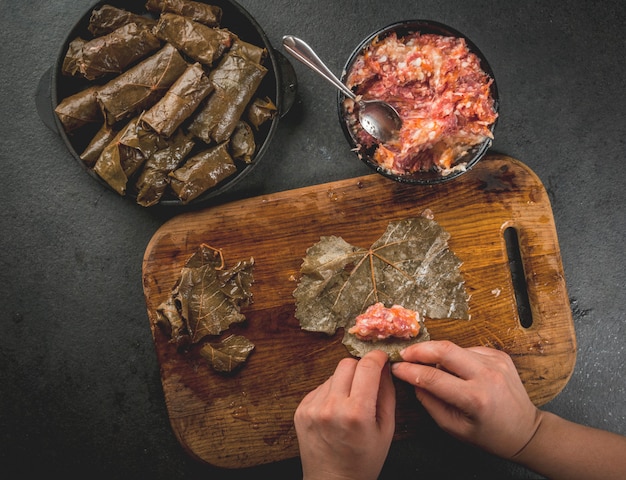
344 31 498 175
348 302 422 341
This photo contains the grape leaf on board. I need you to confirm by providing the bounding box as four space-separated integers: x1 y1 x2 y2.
199 335 256 373
156 244 255 346
293 215 469 360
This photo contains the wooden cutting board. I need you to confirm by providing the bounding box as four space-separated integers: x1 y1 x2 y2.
142 154 576 468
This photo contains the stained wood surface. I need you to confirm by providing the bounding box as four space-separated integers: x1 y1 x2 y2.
142 155 576 468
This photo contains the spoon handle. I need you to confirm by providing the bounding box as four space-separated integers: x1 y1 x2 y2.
282 35 356 100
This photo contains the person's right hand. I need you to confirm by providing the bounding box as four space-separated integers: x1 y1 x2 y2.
391 340 542 459
294 350 396 480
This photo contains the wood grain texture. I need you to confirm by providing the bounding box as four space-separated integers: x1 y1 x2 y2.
142 155 576 468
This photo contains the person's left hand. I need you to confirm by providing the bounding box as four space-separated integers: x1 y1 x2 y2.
294 350 396 480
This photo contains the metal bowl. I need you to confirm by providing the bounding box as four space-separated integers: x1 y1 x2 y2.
38 0 295 206
338 20 499 185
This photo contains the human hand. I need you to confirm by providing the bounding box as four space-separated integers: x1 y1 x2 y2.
391 340 542 459
294 350 396 480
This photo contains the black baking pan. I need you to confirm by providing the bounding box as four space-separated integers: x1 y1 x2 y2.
36 0 296 206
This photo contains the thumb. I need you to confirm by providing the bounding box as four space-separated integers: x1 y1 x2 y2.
377 363 396 433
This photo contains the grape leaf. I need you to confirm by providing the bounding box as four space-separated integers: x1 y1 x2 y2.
199 334 255 373
293 215 469 360
157 244 254 345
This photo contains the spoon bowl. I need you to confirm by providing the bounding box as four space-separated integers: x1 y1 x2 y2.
282 35 401 143
356 99 402 143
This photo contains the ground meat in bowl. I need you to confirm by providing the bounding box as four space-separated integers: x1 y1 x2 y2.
343 29 498 178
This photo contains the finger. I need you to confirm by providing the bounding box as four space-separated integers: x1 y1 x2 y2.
376 362 396 433
350 350 390 401
297 377 329 410
327 357 359 396
465 345 508 358
399 340 483 379
391 361 470 411
413 386 468 436
299 357 357 407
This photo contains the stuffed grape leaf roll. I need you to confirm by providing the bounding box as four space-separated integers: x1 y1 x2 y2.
229 121 255 163
153 13 232 66
94 116 165 195
230 37 267 64
61 37 87 77
68 23 161 81
142 62 213 137
96 43 188 125
188 51 267 144
54 85 101 132
145 0 222 27
80 122 118 167
169 142 237 204
88 5 158 36
135 130 195 206
247 96 278 129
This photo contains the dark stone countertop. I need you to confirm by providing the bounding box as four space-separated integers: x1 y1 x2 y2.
1 1 624 478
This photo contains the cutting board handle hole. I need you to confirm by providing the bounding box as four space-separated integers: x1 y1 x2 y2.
504 227 533 328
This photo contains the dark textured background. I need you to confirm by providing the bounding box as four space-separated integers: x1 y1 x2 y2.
1 1 624 478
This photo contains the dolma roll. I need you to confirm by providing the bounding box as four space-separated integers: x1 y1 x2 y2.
230 37 267 64
142 62 213 137
54 85 101 132
169 142 237 204
88 5 158 36
246 96 278 129
96 43 188 125
94 116 165 195
61 37 86 77
145 0 222 27
188 52 267 144
229 121 255 163
135 130 195 207
153 13 232 66
71 23 161 81
80 122 118 167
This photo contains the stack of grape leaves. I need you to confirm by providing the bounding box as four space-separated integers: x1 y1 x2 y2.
293 212 469 361
155 244 256 372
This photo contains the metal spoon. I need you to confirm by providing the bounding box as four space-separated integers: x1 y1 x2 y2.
282 35 402 143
